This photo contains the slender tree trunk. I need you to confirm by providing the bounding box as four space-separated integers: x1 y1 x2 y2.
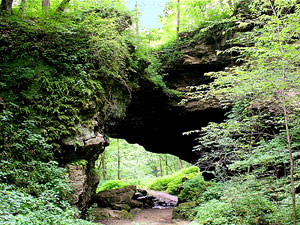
101 152 106 180
178 157 183 170
0 0 14 14
268 1 296 224
165 155 168 175
42 0 50 15
176 0 180 41
117 140 121 180
284 103 296 225
56 0 70 12
21 0 26 17
159 157 163 177
227 0 233 8
135 0 139 34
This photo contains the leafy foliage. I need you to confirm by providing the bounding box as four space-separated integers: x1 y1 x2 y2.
96 180 130 193
178 175 212 203
190 176 300 225
0 1 160 224
147 166 202 194
97 138 191 181
157 0 233 45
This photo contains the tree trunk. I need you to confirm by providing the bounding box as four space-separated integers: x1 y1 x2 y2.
56 0 70 12
20 0 26 17
284 102 296 225
135 0 139 34
165 155 168 175
159 157 163 177
117 140 121 180
227 0 233 8
176 0 180 41
101 152 106 181
178 157 183 170
42 0 50 15
1 0 14 14
268 1 296 224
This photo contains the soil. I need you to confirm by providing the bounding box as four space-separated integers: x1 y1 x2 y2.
99 208 190 225
99 191 191 225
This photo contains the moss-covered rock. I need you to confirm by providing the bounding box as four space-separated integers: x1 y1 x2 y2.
172 201 197 220
91 208 133 221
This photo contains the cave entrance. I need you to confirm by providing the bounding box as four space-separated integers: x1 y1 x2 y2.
94 138 193 213
96 138 191 186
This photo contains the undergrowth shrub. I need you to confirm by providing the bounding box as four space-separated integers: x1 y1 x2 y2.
96 180 130 193
147 166 202 195
178 175 212 203
190 176 300 225
0 179 94 225
193 199 238 225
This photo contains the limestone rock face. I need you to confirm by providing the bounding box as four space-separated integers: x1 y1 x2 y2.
63 22 242 215
62 119 102 147
62 130 107 215
67 165 87 205
109 26 233 163
67 165 100 214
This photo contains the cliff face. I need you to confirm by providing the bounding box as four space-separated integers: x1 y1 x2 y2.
62 24 237 213
110 24 236 163
51 23 239 213
0 13 238 215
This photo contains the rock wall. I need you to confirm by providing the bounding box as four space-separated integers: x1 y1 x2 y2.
109 24 236 163
63 22 242 214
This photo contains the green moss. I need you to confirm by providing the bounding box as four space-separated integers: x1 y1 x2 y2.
97 180 130 193
120 209 133 220
0 13 143 153
173 201 197 220
67 159 88 168
147 166 202 195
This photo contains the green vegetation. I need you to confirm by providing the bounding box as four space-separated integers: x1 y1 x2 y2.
96 138 191 181
187 176 300 224
175 0 300 224
0 0 166 224
97 180 130 193
147 166 201 195
1 0 300 224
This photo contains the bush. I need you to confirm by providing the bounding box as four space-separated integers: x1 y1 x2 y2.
0 184 95 225
147 166 202 195
192 177 295 225
194 199 238 225
178 175 211 203
97 180 130 193
147 176 173 192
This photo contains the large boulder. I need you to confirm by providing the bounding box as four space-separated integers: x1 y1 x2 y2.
93 186 155 210
94 185 137 207
92 208 133 221
172 201 198 220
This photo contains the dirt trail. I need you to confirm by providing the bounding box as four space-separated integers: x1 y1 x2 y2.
99 190 190 225
99 208 190 225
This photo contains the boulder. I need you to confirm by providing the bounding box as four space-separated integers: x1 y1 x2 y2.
172 201 198 220
94 185 137 208
92 208 133 221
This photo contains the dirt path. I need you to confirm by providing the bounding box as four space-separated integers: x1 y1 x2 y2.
99 208 190 225
99 190 190 225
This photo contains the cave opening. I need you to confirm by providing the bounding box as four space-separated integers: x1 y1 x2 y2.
96 138 191 186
